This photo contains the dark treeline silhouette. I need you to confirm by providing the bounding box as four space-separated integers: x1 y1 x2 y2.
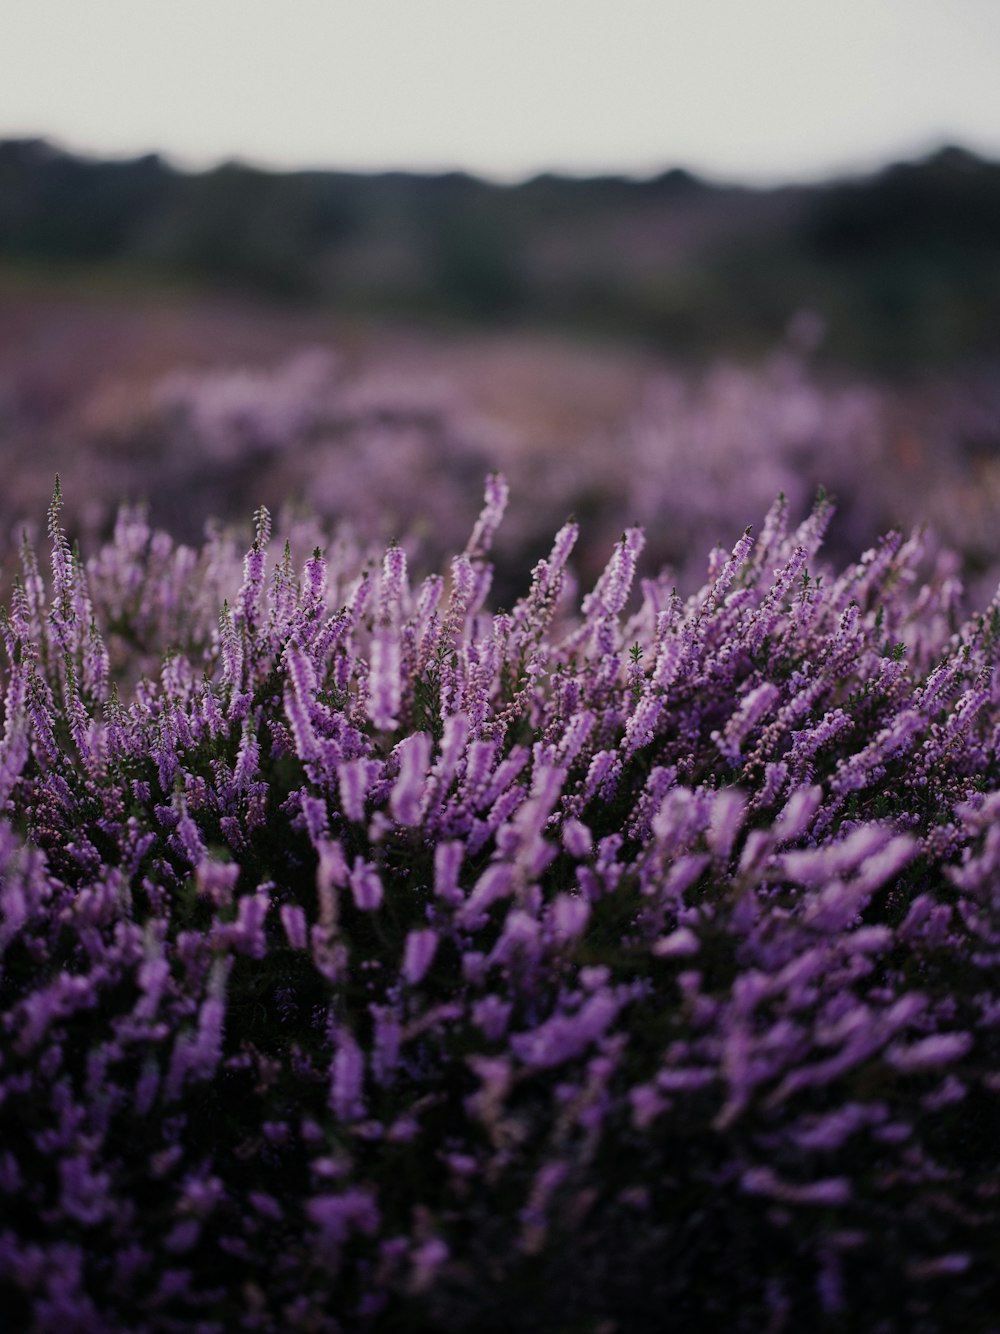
2 138 999 370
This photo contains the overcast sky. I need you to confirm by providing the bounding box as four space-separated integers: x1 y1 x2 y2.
3 0 1000 183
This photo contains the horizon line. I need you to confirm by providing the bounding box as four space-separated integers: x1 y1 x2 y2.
3 129 996 193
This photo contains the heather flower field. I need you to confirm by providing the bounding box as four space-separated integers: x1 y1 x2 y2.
2 433 1000 1331
3 285 1000 596
4 18 1000 1330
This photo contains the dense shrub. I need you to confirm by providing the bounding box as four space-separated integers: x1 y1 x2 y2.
1 475 999 1331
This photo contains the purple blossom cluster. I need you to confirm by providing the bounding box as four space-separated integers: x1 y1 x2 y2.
9 343 1000 607
1 476 1000 1331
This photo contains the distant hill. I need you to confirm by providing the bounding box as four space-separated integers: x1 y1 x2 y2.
1 138 999 370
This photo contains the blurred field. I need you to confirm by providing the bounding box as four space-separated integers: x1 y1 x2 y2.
0 275 650 538
2 140 1000 604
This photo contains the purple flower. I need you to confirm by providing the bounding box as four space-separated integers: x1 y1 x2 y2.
464 473 510 562
549 893 590 943
306 1189 379 1263
330 1029 366 1121
389 732 432 826
368 625 402 731
562 818 593 859
510 990 621 1070
741 1167 851 1206
401 928 439 985
349 858 384 912
433 839 465 905
887 1032 974 1072
280 903 309 951
653 926 700 958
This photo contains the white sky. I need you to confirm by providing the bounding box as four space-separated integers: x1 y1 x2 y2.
2 0 1000 183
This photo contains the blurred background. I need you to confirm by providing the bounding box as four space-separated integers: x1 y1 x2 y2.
2 0 1000 595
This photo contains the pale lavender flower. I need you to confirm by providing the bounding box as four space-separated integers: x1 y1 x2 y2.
409 1237 450 1293
588 526 645 622
283 641 319 760
330 1030 366 1121
401 928 439 986
472 994 512 1041
349 858 384 912
433 840 465 905
390 731 432 826
702 526 754 613
301 547 327 617
772 783 823 844
280 903 309 951
58 1156 113 1227
425 712 470 811
378 544 409 622
368 625 401 731
236 539 267 636
464 472 510 562
706 788 747 862
339 757 374 823
740 1167 851 1206
550 893 591 943
497 762 565 876
489 908 542 968
623 695 662 758
458 863 514 927
562 818 593 859
582 749 619 804
307 1189 379 1262
510 990 621 1070
887 1032 974 1072
907 1254 972 1279
196 859 239 909
217 889 270 958
370 1005 401 1085
653 927 701 958
714 682 781 765
234 725 260 794
217 599 243 689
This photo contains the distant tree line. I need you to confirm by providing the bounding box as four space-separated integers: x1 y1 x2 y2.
1 138 999 369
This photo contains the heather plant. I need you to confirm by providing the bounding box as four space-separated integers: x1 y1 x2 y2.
1 475 1000 1332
